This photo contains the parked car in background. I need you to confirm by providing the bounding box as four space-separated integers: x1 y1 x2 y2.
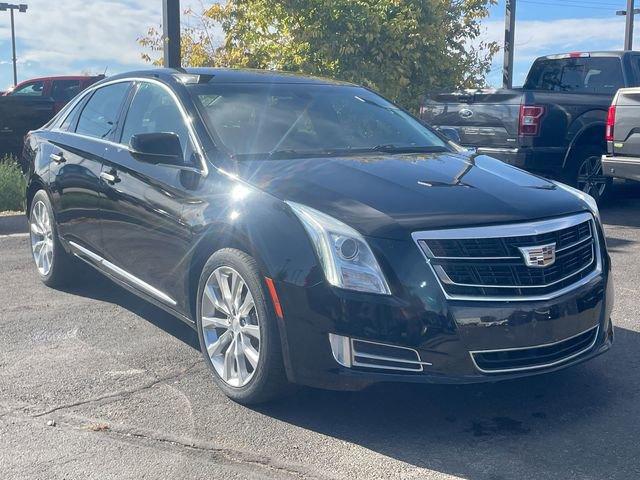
1 75 104 156
602 87 640 183
421 51 640 203
21 68 613 404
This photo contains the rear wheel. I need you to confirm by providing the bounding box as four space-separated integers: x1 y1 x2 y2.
196 248 290 404
569 146 612 204
29 190 79 287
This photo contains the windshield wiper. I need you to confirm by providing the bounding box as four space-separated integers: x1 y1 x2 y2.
371 144 449 154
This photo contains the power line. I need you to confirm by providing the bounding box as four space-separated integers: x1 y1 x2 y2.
519 0 623 10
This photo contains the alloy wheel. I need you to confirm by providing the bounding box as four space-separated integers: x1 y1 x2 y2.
201 266 261 387
577 155 608 198
30 200 54 276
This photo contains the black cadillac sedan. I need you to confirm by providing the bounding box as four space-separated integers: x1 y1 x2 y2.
21 68 614 404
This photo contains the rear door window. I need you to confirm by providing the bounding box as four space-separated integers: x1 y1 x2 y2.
51 80 81 102
75 82 131 140
525 57 624 94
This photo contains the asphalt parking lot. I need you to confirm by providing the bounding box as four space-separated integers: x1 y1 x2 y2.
1 184 640 480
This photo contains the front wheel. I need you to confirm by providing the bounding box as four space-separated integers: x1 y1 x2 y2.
196 248 290 404
570 147 612 204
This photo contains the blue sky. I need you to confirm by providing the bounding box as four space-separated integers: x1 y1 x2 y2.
0 0 636 90
483 0 633 86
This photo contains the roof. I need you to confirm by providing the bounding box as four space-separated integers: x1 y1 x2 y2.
536 51 633 61
15 75 104 84
107 67 354 86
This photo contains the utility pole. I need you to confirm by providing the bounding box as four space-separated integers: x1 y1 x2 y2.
0 3 28 87
617 0 640 50
162 0 181 68
503 0 516 89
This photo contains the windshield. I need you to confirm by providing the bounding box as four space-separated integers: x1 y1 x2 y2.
189 83 449 159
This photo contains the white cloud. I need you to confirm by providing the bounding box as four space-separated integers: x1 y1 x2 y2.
1 1 160 65
479 16 636 86
0 1 223 87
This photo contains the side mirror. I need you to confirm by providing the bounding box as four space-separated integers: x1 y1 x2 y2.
129 132 184 166
438 127 461 144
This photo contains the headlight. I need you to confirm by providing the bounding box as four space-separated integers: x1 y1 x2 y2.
287 202 391 295
552 180 601 222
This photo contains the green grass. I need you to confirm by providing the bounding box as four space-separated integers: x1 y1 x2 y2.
0 155 26 213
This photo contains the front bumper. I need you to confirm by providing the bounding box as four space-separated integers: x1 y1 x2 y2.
602 154 640 181
274 240 614 391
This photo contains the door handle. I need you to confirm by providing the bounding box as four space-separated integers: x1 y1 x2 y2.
100 171 120 184
50 152 66 164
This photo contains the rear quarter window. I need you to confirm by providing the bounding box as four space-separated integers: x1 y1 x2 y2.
525 57 624 94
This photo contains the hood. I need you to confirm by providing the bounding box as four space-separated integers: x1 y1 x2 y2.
235 152 588 240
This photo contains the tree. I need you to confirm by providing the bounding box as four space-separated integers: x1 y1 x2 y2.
140 0 498 110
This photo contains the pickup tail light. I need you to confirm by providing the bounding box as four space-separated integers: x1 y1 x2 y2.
519 105 545 136
606 105 616 142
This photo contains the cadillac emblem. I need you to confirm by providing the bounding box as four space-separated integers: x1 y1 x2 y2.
518 243 556 268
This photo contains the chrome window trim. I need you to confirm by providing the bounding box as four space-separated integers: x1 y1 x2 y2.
50 76 209 177
469 325 599 374
69 241 177 306
412 212 603 302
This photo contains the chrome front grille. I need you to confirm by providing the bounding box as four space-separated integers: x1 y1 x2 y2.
412 212 602 301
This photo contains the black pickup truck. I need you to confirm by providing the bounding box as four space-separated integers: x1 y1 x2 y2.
422 51 640 202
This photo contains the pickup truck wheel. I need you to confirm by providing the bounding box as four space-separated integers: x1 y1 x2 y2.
570 147 612 204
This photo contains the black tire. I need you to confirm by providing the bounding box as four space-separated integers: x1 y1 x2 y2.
28 190 80 288
195 248 290 404
566 146 612 204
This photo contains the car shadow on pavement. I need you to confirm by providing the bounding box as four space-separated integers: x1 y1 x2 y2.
59 266 200 350
254 327 639 479
602 180 640 229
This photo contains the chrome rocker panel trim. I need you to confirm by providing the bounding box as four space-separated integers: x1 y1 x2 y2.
69 241 177 306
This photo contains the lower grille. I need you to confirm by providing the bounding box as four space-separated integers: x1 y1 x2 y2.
412 212 602 301
328 334 430 373
471 326 598 373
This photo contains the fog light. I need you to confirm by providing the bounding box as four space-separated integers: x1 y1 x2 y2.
328 333 352 367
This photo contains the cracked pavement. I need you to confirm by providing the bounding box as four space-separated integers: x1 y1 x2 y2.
1 182 640 479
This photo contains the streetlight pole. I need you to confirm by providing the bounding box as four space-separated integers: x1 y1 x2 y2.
503 0 516 89
625 0 635 50
617 0 640 50
0 3 28 87
162 0 181 68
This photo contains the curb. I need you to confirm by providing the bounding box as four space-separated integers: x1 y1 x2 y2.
0 214 28 236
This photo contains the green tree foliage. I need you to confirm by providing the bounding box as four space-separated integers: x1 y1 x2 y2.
0 155 26 212
140 0 497 109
